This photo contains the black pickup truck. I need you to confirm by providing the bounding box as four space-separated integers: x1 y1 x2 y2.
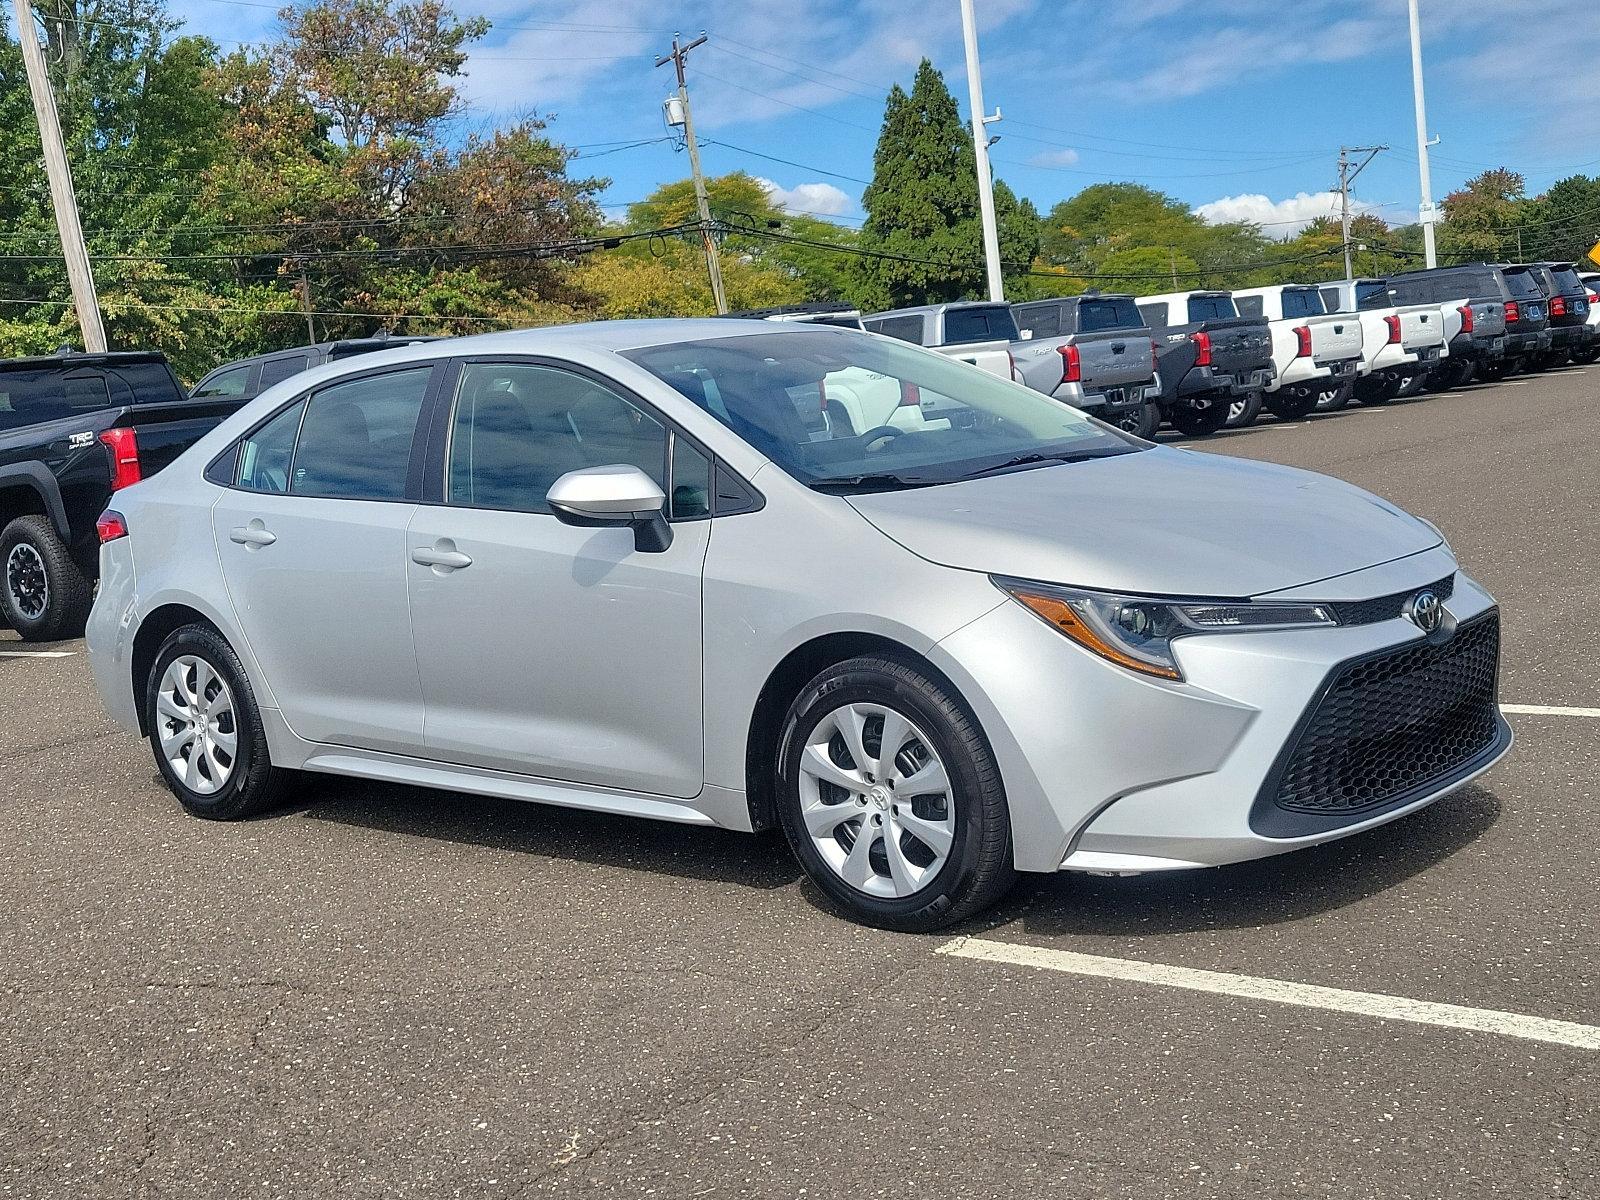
0 348 244 641
1136 291 1275 437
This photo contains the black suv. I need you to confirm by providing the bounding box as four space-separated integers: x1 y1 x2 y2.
1522 262 1594 367
1385 263 1549 380
190 334 440 404
0 349 244 640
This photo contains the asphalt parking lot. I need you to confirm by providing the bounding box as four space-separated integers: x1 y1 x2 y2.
2 365 1597 1199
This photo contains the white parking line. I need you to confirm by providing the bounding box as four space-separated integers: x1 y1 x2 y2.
936 938 1600 1051
0 650 76 658
1501 704 1600 717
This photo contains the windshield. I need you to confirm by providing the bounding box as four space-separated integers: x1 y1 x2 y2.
623 329 1140 489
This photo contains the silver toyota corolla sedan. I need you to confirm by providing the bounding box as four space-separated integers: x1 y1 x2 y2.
85 320 1511 929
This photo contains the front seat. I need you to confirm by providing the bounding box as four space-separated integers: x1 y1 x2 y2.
294 402 374 496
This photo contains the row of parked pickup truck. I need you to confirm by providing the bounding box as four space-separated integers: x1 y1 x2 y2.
792 260 1598 440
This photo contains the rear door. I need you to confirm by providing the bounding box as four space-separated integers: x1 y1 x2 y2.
210 363 437 753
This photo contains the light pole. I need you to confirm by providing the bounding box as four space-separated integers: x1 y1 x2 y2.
958 0 1005 301
1407 0 1438 268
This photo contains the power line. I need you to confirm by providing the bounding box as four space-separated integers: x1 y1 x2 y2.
697 139 870 186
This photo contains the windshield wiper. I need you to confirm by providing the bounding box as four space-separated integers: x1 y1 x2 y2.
808 473 945 493
954 448 1127 481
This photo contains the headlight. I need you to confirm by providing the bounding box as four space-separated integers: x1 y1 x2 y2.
995 578 1337 681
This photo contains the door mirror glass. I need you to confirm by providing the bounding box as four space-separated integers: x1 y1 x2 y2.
547 465 672 552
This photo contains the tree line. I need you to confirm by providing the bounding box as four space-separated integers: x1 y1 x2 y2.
2 0 1596 379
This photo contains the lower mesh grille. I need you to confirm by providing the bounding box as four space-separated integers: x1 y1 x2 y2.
1266 613 1501 819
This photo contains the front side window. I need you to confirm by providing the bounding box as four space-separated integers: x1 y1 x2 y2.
237 398 306 493
626 329 1139 491
194 365 251 399
290 367 431 500
447 363 667 514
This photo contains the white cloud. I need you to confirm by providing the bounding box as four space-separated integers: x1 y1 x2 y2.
1194 191 1360 238
1027 147 1080 168
756 177 853 216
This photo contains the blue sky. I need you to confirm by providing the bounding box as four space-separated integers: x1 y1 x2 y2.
171 0 1600 238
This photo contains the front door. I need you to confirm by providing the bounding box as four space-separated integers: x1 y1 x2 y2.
406 361 708 798
210 365 435 754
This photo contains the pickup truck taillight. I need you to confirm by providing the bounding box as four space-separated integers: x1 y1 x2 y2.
1457 304 1474 333
1384 315 1402 344
96 509 128 544
1292 326 1312 357
1551 295 1568 317
1190 331 1212 367
898 381 921 407
1057 343 1082 383
1504 300 1520 324
98 427 142 491
1007 351 1020 382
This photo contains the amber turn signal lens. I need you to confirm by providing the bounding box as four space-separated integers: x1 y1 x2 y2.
1011 591 1182 681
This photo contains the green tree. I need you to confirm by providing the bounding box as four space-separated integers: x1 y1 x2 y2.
1439 168 1526 263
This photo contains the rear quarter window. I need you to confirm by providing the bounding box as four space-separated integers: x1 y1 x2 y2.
1354 282 1391 310
1077 298 1142 332
259 356 311 388
865 315 924 344
1280 289 1326 319
1013 305 1061 339
1138 302 1169 329
1234 296 1265 318
112 363 184 405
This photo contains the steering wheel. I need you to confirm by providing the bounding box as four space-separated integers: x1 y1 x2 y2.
858 425 905 451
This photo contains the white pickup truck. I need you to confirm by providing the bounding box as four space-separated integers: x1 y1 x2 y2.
862 302 1016 380
1230 285 1365 422
1316 278 1448 406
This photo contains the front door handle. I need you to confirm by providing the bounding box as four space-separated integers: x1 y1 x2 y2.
230 521 276 548
412 545 473 571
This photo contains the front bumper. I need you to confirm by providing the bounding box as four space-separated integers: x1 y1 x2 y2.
931 553 1509 875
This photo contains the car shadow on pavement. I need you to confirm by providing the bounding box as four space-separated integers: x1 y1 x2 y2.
973 783 1502 939
285 774 804 891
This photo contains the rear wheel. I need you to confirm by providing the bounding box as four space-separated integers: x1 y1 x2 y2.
1 514 93 642
1107 401 1160 440
777 656 1015 931
1571 343 1600 365
1353 375 1393 406
1224 391 1263 429
1169 395 1230 437
1264 388 1317 421
1314 381 1354 412
145 625 292 821
1477 358 1514 382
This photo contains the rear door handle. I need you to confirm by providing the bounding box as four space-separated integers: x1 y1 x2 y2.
229 522 276 548
412 545 473 571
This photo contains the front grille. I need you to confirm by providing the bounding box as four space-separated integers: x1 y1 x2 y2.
1262 613 1501 822
1330 573 1455 627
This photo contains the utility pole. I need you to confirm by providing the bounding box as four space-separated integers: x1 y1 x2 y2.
12 0 106 351
656 32 727 314
1407 0 1439 268
1337 144 1387 280
958 0 1005 302
296 262 316 344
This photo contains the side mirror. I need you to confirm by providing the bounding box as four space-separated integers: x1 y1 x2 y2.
547 465 672 553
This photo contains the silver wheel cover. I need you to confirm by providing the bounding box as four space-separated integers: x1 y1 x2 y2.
797 702 956 899
156 655 239 796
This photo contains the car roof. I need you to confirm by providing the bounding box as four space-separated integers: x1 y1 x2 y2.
865 301 1008 319
0 349 169 372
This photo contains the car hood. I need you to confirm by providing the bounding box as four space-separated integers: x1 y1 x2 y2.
846 446 1441 598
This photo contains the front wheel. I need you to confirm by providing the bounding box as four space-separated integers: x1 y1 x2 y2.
777 656 1015 931
1225 391 1262 428
1169 395 1230 437
145 624 292 821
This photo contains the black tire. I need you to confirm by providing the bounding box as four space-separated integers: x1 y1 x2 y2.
1426 359 1472 391
1107 401 1160 440
1 514 93 642
1352 375 1393 407
1477 358 1513 382
145 624 292 821
776 655 1015 931
1224 390 1262 429
1314 381 1354 412
1264 388 1317 421
1571 343 1600 366
1169 395 1230 437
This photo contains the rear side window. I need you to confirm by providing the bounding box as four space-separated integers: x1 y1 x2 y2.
63 374 111 411
110 363 183 404
1187 295 1236 322
193 365 252 400
1320 287 1345 312
290 367 432 500
1234 296 1265 318
865 315 923 343
1280 289 1326 318
1354 282 1390 310
259 356 311 388
0 370 66 430
1138 302 1168 329
1014 305 1060 339
942 306 1019 345
1078 298 1142 332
